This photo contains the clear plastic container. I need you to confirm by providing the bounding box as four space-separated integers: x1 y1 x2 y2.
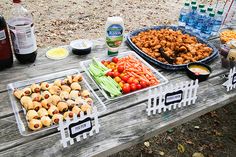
7 69 106 136
80 51 169 100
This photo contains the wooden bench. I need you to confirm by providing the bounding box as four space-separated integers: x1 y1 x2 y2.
0 38 235 157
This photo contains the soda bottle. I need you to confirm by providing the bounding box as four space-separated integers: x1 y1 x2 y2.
186 5 198 32
178 2 191 27
7 0 37 64
212 10 223 35
0 15 13 70
195 8 206 35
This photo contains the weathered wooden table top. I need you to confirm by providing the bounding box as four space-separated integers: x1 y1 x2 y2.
0 38 235 157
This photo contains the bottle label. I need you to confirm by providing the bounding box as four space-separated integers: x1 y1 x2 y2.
0 30 6 40
106 24 123 48
9 23 37 54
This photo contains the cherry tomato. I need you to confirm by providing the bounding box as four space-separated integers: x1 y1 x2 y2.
107 65 112 69
106 61 111 64
136 84 142 90
121 75 129 83
122 83 131 94
119 82 124 88
119 73 125 78
127 77 134 84
117 65 124 73
130 83 137 91
133 78 139 85
120 80 125 84
114 76 121 83
110 62 116 66
104 61 109 67
113 71 120 77
140 81 147 88
112 57 119 63
106 71 113 77
101 60 105 64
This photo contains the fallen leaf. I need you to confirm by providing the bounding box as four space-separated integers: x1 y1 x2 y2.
192 152 204 157
167 128 174 133
186 140 194 145
167 136 173 142
177 143 185 153
144 141 150 147
194 126 200 129
159 151 165 156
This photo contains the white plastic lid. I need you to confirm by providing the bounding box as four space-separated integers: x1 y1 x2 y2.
70 39 93 50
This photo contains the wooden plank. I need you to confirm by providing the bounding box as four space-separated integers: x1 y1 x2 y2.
0 41 130 92
0 79 235 157
0 72 232 150
0 57 227 119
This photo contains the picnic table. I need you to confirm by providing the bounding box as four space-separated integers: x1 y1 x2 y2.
0 37 235 157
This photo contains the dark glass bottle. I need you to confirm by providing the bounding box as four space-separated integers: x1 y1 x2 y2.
0 15 13 70
7 0 37 64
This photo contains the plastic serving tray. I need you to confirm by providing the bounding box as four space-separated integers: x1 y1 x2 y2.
126 25 219 70
7 69 106 136
80 51 168 100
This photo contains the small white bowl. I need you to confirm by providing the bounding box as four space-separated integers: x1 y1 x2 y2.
70 39 93 55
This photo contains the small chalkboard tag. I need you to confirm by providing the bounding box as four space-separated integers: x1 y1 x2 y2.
147 80 199 116
58 106 100 148
165 90 183 106
232 73 236 85
224 67 236 92
69 117 92 138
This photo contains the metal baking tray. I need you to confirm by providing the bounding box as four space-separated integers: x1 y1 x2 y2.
80 51 168 100
7 69 106 136
126 25 219 70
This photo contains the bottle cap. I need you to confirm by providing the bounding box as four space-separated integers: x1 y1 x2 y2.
191 1 197 5
199 4 205 8
209 12 215 17
207 7 213 12
200 8 206 13
13 0 21 3
217 10 223 15
184 2 190 6
192 5 197 10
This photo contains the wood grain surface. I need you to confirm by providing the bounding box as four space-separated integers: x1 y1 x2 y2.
0 38 235 157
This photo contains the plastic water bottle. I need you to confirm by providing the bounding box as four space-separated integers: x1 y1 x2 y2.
201 12 215 39
212 10 223 35
195 8 206 35
186 5 198 31
178 2 191 27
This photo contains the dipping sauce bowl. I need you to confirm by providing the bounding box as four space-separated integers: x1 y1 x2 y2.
70 39 93 55
186 62 212 82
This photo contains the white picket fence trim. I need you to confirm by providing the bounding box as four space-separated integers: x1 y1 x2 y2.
227 67 236 92
58 106 99 148
147 80 199 116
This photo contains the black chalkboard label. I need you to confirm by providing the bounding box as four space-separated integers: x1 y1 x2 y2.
165 90 183 106
232 73 236 85
69 117 92 138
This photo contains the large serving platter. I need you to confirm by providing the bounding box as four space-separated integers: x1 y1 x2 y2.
80 51 168 100
7 69 106 136
126 25 219 70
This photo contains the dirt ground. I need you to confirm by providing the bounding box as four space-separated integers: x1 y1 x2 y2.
0 0 235 157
